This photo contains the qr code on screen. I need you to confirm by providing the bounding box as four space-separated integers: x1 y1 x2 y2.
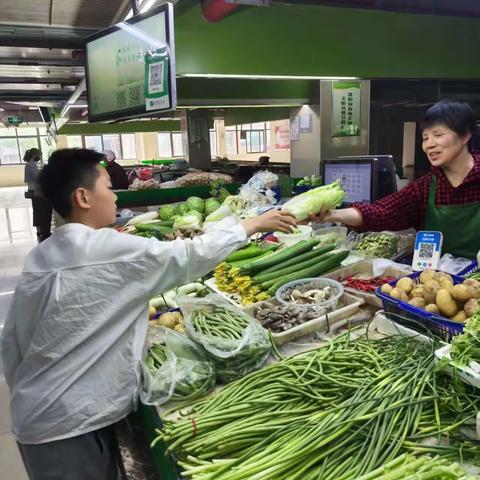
128 85 141 106
116 90 126 108
419 242 434 259
149 63 164 93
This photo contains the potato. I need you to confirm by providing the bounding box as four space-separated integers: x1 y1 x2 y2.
436 289 458 318
408 297 426 309
396 277 414 295
410 285 425 298
435 272 453 284
389 288 409 302
463 278 480 288
381 283 393 294
465 298 480 318
425 304 440 314
438 278 454 292
148 305 157 319
420 269 436 284
157 312 178 329
451 284 473 303
174 324 186 333
424 280 441 305
450 310 467 323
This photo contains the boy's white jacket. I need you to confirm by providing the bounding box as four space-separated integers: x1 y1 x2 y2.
1 220 246 444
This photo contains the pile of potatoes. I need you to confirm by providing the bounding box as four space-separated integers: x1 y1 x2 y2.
381 269 480 323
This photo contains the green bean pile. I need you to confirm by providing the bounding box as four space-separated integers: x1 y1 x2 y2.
192 308 251 340
188 307 271 382
153 332 480 480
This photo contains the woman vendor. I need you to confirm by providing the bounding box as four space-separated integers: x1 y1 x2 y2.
320 100 480 259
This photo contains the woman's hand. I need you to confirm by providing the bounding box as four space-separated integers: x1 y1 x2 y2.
299 207 332 225
242 209 297 236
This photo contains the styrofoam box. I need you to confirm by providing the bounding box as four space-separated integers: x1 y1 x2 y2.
244 293 364 346
435 344 480 389
323 260 411 307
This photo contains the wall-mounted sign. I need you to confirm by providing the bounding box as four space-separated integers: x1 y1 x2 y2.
7 115 23 126
275 125 290 150
299 114 312 134
332 82 361 137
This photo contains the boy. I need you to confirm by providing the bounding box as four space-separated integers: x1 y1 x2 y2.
1 148 296 480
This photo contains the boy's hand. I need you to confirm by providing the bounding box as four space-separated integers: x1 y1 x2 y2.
241 209 297 236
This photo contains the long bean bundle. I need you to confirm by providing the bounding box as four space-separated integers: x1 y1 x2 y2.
180 296 271 382
154 332 480 479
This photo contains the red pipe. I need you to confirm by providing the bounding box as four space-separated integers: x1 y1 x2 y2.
202 0 241 23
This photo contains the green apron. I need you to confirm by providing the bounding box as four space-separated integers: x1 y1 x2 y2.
424 176 480 259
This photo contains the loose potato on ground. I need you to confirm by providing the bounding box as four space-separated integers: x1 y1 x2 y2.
420 269 436 284
436 289 458 318
408 297 426 309
451 284 473 304
424 280 441 305
425 304 440 314
396 277 414 295
465 298 480 318
381 283 393 294
410 285 425 298
390 287 409 302
450 310 467 323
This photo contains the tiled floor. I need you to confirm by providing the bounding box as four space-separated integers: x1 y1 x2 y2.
0 187 36 480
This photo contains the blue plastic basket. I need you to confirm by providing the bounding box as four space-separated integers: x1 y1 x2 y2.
375 271 465 341
458 260 478 278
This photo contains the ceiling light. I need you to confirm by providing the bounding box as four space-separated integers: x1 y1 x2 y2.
180 74 360 80
69 105 88 108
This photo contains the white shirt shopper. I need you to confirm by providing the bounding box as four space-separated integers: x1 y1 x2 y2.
1 219 247 444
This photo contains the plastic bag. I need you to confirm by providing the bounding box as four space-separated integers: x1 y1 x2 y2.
139 325 216 406
178 294 271 382
437 254 474 275
246 170 278 191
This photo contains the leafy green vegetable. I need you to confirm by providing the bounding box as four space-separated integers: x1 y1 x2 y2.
159 204 175 221
186 196 205 213
282 180 345 221
186 210 203 222
173 214 202 231
205 198 221 216
178 203 189 216
451 312 480 366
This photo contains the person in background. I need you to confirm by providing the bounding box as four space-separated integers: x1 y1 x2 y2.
258 155 270 168
2 148 297 480
316 100 480 258
23 148 52 242
103 149 129 190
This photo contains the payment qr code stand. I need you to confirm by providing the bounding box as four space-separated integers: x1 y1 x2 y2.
144 46 171 111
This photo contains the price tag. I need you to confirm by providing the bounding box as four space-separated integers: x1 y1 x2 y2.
412 231 443 271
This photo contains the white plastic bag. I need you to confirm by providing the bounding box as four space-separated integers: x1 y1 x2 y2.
139 325 216 406
178 294 271 382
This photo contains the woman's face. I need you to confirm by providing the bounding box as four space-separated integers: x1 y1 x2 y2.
422 124 471 168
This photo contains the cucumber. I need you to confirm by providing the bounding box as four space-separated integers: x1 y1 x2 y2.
266 250 350 296
240 237 320 275
258 253 334 290
253 244 335 278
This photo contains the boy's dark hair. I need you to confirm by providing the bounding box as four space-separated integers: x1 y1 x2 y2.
421 100 478 150
258 156 270 166
39 148 104 218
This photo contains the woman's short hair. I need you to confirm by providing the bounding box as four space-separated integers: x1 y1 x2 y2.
23 148 42 162
421 100 478 149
